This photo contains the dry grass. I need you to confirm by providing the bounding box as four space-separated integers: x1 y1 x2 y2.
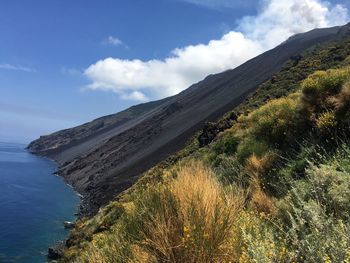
246 154 277 216
250 189 276 215
138 161 245 263
245 154 275 181
335 81 350 117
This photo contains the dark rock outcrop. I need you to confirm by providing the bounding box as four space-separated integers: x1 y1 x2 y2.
63 221 75 229
47 243 65 261
198 112 238 147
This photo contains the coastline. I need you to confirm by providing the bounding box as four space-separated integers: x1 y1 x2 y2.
27 148 87 216
27 149 82 259
34 151 83 261
0 142 80 262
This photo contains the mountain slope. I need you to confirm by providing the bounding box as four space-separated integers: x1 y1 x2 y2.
27 98 170 162
62 36 350 263
29 23 350 215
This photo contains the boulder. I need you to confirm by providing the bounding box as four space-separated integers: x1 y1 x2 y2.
63 221 75 229
47 243 64 260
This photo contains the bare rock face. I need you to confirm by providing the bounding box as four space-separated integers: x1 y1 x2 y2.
28 23 350 216
47 243 65 261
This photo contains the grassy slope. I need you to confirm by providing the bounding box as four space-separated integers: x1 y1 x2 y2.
61 37 350 263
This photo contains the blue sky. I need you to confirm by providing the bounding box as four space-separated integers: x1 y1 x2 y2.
0 0 349 143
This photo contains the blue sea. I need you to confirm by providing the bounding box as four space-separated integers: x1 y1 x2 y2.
0 142 80 263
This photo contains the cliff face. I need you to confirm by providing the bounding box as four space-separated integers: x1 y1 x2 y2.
28 23 350 215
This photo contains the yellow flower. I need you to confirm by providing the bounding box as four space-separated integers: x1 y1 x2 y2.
323 255 332 263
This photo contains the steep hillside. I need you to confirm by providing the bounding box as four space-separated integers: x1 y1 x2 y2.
29 23 350 216
62 49 350 263
27 98 169 160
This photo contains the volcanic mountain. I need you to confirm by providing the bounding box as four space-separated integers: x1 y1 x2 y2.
28 23 350 215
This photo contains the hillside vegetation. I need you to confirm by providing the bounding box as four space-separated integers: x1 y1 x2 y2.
60 38 350 262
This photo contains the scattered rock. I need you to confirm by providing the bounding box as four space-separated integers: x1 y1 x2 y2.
63 221 75 229
47 243 64 261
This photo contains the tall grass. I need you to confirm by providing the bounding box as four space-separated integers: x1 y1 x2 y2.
72 162 245 263
137 161 245 262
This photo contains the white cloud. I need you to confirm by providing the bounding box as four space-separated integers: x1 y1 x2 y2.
103 36 127 47
121 91 149 101
85 0 349 101
0 63 36 72
86 33 262 99
238 0 349 48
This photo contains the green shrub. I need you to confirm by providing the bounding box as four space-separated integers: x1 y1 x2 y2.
237 95 301 147
236 139 270 163
277 160 350 262
214 155 247 185
301 68 350 98
315 111 337 132
235 211 293 263
301 67 350 114
211 130 239 156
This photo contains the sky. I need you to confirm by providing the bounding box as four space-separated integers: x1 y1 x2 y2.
0 0 350 143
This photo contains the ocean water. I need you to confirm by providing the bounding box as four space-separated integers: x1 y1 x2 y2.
0 142 80 263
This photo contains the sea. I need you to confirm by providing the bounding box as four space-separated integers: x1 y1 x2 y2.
0 142 80 263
